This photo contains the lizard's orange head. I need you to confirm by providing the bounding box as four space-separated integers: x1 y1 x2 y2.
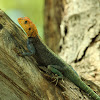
18 17 38 37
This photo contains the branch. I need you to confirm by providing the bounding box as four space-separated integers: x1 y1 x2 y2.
0 9 94 100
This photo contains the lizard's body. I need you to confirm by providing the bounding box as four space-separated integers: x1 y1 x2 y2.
18 17 100 100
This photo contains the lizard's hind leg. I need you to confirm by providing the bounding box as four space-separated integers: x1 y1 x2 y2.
47 65 64 85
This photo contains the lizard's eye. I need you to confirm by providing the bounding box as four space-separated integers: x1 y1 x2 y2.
29 27 31 31
24 21 27 24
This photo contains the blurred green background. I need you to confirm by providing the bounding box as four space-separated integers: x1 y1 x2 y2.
0 0 44 38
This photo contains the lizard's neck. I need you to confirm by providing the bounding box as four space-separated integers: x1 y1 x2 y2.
28 35 43 45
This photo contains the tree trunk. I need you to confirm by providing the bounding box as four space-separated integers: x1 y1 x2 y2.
44 0 100 99
59 0 100 87
44 0 65 53
0 10 63 100
0 5 99 100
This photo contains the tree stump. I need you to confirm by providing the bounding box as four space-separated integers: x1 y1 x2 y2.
0 9 99 100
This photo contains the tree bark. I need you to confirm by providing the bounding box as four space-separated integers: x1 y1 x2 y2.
44 0 100 99
0 8 99 100
0 10 63 100
59 0 100 87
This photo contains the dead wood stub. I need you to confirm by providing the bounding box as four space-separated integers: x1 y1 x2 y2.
0 9 98 100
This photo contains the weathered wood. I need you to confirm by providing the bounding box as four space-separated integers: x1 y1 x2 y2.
0 9 97 100
59 0 100 96
59 0 100 87
44 0 100 99
0 10 63 100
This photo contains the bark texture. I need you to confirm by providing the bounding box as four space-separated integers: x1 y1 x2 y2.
0 10 64 100
44 0 100 99
59 0 100 88
0 5 99 100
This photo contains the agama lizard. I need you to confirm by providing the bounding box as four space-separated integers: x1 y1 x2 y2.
17 17 100 100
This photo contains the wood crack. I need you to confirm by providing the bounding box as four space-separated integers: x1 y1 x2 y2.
75 33 99 62
0 70 30 96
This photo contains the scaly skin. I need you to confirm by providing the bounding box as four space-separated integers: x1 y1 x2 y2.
18 17 100 100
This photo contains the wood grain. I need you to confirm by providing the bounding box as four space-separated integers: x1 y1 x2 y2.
0 9 96 100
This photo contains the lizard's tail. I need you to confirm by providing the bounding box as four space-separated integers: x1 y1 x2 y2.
65 67 100 99
75 78 100 100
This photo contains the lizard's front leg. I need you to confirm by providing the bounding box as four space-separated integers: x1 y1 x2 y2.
19 37 36 56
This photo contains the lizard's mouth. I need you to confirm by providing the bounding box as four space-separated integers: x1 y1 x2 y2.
27 32 34 37
30 33 33 37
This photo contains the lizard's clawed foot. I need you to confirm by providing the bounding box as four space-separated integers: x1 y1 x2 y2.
17 52 23 56
13 48 23 57
51 74 63 86
16 51 23 57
